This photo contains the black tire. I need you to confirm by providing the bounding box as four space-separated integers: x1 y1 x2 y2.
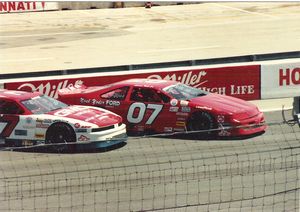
46 123 76 144
187 112 216 137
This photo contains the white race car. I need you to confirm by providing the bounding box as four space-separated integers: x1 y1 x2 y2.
0 90 127 151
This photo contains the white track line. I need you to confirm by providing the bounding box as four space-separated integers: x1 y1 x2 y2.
0 57 54 63
138 45 220 53
212 3 278 19
0 30 103 38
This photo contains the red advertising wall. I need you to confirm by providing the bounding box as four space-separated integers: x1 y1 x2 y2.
4 65 260 100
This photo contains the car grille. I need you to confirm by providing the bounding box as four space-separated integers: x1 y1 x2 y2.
91 123 122 132
92 125 114 132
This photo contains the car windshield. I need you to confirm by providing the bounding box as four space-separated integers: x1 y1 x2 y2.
21 95 68 114
163 83 208 100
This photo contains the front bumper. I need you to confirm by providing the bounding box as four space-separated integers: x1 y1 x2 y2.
76 123 127 144
219 112 267 136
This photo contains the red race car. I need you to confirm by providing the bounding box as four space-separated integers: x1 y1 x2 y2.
58 79 266 137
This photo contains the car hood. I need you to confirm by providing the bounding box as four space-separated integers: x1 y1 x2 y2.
47 105 122 127
190 93 259 117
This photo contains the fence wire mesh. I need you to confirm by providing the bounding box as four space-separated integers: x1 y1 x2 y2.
0 122 299 212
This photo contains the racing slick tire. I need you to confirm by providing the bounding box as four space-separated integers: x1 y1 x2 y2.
187 111 217 138
45 122 76 152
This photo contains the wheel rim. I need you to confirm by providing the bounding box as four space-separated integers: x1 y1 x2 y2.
47 124 74 144
189 113 214 132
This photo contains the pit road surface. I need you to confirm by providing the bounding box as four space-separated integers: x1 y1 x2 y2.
0 111 299 211
1 2 300 73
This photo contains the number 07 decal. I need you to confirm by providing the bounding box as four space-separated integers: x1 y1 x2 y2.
127 103 163 125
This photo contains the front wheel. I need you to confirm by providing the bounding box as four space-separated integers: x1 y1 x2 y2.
187 112 216 138
46 123 76 144
46 123 76 152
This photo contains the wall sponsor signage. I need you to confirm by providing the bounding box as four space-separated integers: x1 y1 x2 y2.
0 2 58 13
261 62 300 99
4 65 260 100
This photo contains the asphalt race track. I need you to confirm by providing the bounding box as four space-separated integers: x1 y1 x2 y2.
0 110 299 211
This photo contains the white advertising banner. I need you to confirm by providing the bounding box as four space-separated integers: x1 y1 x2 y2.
0 2 58 13
261 60 300 99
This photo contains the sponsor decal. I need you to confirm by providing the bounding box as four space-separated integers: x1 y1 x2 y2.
181 106 191 112
36 123 49 129
26 117 33 124
173 128 185 132
137 126 144 132
54 106 87 117
35 133 45 139
218 130 231 136
22 140 35 146
74 123 91 129
53 119 63 123
43 119 52 124
164 127 173 132
75 129 88 133
80 98 120 107
170 99 178 106
36 118 52 124
15 129 27 136
169 107 179 112
196 106 212 111
78 135 90 142
217 115 225 123
180 100 189 106
106 100 120 107
36 119 50 128
176 112 189 116
80 98 105 105
177 117 186 121
23 117 35 129
23 124 35 129
176 121 186 127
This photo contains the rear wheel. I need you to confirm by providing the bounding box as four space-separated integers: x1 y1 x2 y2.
187 112 216 138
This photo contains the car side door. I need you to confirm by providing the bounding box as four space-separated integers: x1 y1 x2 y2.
126 86 172 133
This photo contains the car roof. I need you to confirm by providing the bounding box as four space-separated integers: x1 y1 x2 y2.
0 89 40 101
115 78 177 89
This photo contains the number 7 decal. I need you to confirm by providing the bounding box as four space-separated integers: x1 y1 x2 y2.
127 103 163 125
0 115 19 138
